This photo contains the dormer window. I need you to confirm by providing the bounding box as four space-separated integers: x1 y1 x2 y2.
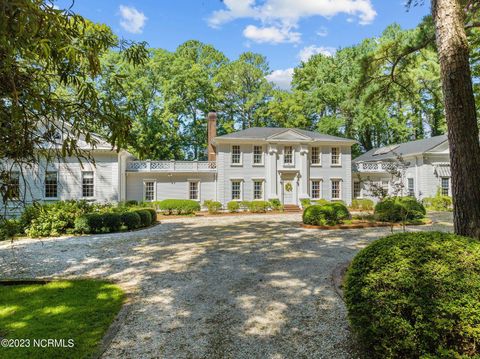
284 146 293 165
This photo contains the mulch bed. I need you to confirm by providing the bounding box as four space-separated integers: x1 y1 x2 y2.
156 210 287 221
301 219 432 230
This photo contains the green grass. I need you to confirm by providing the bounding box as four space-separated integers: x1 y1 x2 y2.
0 280 124 359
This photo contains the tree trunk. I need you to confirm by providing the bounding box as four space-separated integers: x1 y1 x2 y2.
432 0 480 238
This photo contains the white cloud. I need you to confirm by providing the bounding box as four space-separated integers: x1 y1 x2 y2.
119 5 147 34
266 68 294 90
208 0 377 30
298 45 336 62
316 27 328 37
243 25 301 44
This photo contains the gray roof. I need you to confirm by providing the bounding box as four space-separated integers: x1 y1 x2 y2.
354 135 448 162
215 127 353 142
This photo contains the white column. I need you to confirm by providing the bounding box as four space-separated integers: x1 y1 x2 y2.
299 145 309 198
267 144 278 199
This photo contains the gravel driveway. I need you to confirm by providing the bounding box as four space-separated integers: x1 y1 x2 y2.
0 212 453 358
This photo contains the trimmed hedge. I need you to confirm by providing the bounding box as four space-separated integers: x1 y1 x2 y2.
74 213 103 234
248 201 270 213
302 202 350 226
157 199 200 215
268 198 283 211
120 211 141 230
350 198 374 211
344 232 480 358
227 201 240 213
423 194 453 211
300 198 311 208
134 209 152 227
145 208 157 222
374 196 426 222
203 200 222 214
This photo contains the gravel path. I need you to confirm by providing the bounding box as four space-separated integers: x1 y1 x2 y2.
0 212 453 358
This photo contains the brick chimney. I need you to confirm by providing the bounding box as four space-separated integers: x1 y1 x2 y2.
207 111 217 162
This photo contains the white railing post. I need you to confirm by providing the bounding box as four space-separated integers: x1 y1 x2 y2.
146 160 151 171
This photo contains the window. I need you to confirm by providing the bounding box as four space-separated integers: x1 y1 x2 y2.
253 180 263 200
353 182 361 198
82 171 94 198
331 179 341 200
311 147 321 165
231 145 241 165
45 171 58 198
253 145 263 165
231 181 241 200
331 147 340 165
189 181 199 200
284 146 293 165
311 180 322 199
382 180 389 193
6 172 20 200
441 177 450 196
407 178 415 197
144 181 155 201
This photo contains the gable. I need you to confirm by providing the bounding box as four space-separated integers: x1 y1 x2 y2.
427 140 449 154
267 129 312 142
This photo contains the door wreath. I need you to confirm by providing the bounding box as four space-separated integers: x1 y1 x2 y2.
285 182 293 192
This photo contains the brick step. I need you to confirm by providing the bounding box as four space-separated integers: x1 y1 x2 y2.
283 205 302 212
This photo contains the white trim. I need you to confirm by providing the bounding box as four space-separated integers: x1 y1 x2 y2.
252 144 264 166
310 146 322 166
143 179 156 202
330 178 342 200
81 170 95 199
252 179 265 200
231 144 243 166
230 178 243 201
330 147 341 167
44 170 59 199
310 178 323 200
283 145 295 166
188 180 201 201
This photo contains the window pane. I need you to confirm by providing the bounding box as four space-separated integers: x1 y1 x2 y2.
311 147 320 164
332 180 341 199
353 182 361 198
232 145 241 164
145 181 155 201
189 182 198 200
45 171 58 198
253 146 263 164
331 147 340 165
253 180 263 200
408 178 414 197
7 172 20 199
441 177 449 196
231 181 241 200
284 146 293 164
82 171 94 197
311 180 321 199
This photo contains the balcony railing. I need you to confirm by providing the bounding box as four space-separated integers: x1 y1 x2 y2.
127 160 217 172
353 161 398 173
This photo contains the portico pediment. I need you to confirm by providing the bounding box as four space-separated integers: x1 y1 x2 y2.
267 129 312 142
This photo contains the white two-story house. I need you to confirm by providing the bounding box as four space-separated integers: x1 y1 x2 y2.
1 113 356 214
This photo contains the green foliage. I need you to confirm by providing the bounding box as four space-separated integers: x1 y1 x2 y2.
302 203 350 226
374 197 426 222
18 204 41 232
239 201 251 211
227 201 240 213
26 200 93 237
247 201 270 213
300 198 311 208
0 0 147 205
344 232 480 358
203 200 222 214
145 208 157 222
423 190 453 211
120 212 141 230
156 199 200 215
350 199 374 211
0 219 21 241
102 212 122 232
268 198 283 211
312 199 330 206
134 209 152 227
0 280 124 359
74 213 104 234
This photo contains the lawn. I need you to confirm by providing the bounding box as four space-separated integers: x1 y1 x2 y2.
0 280 124 359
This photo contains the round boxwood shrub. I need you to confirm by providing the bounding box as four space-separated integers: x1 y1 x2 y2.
344 232 480 358
375 197 426 222
102 212 122 232
134 209 152 227
145 208 157 222
74 213 103 234
203 200 222 214
302 203 350 226
227 201 240 213
121 211 141 230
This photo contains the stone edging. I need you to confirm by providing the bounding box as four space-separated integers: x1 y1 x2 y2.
301 219 432 230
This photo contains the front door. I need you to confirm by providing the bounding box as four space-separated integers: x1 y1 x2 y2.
283 180 296 205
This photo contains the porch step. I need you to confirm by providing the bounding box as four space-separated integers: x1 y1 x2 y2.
283 205 302 213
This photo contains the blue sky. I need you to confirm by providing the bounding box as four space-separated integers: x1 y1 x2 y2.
56 0 430 89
